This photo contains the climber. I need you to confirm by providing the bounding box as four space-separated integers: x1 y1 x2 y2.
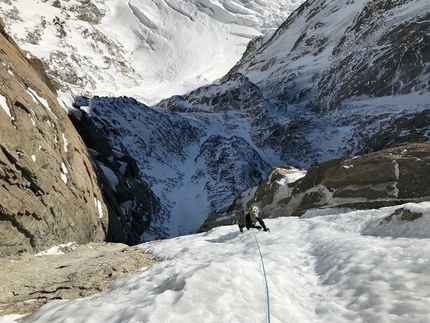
238 206 269 232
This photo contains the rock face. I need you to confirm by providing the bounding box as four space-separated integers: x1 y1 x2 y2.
193 134 271 211
0 18 109 256
278 142 430 217
199 142 430 232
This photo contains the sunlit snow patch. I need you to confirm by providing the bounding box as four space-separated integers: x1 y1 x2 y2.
0 93 12 119
62 133 68 152
57 91 83 119
27 88 57 119
35 242 77 256
61 162 68 184
94 197 104 218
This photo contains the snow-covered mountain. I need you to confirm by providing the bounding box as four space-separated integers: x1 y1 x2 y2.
2 1 430 320
73 79 274 238
1 0 304 104
227 0 430 107
2 0 429 240
159 0 429 234
222 0 430 159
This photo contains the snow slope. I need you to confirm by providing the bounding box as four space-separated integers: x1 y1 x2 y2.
4 201 430 322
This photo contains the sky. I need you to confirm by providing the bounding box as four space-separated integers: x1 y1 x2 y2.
2 202 430 323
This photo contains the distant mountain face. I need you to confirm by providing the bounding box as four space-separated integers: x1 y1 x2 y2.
220 0 430 159
227 0 430 109
1 0 305 104
73 77 276 236
72 0 430 237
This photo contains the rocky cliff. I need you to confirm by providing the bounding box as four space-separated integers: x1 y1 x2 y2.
0 242 157 316
0 17 109 256
68 97 169 242
290 142 430 212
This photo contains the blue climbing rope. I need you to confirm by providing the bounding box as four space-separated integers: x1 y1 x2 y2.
252 229 271 323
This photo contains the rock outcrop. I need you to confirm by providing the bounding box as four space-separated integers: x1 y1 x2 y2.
0 18 109 256
290 142 430 214
0 242 157 316
384 207 423 223
199 142 430 232
198 165 307 231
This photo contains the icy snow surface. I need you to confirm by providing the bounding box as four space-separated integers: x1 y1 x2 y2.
4 202 430 322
